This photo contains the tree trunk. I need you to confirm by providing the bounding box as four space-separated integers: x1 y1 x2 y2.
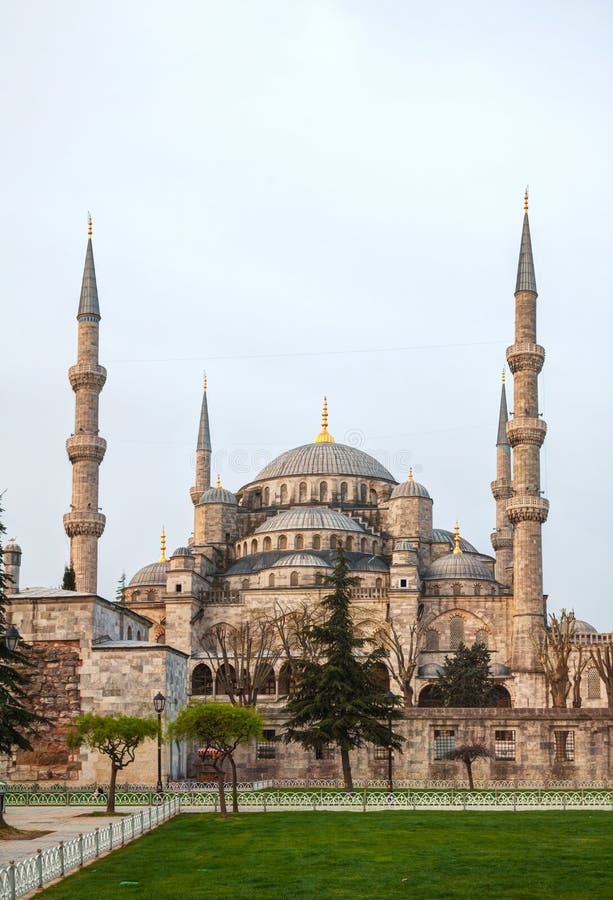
107 765 118 814
228 754 239 813
216 770 227 818
465 760 474 791
340 745 353 793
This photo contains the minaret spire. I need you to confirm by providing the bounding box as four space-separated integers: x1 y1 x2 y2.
506 193 549 675
491 369 513 583
63 215 107 593
190 373 212 505
314 396 335 444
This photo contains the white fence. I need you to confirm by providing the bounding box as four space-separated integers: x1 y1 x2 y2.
0 797 180 900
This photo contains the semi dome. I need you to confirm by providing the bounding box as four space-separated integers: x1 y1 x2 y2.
199 485 237 505
225 549 388 576
424 553 495 582
254 507 366 534
253 443 394 482
432 528 478 554
128 561 169 587
574 619 598 634
273 553 334 568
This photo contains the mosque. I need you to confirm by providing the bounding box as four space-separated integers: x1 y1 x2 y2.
3 198 613 786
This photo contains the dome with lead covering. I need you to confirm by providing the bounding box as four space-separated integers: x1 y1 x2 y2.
128 562 169 587
432 529 478 554
254 507 366 534
574 619 597 634
390 472 430 500
273 553 334 568
252 443 394 482
424 553 495 582
199 485 237 505
171 546 193 558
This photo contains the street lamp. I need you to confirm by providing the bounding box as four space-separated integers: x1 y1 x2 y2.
152 692 166 793
2 625 21 652
383 691 396 794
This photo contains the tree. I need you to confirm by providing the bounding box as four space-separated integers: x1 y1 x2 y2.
200 617 282 707
571 645 589 708
115 572 126 604
271 601 324 697
437 642 497 707
169 702 262 816
373 618 420 707
0 502 48 830
444 743 491 790
589 644 613 708
66 714 159 813
533 610 575 708
282 548 403 792
61 565 76 591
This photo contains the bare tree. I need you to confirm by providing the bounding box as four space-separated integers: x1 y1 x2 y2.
373 618 420 707
571 645 589 708
270 601 324 696
200 617 282 706
589 644 613 708
444 743 491 791
533 610 576 708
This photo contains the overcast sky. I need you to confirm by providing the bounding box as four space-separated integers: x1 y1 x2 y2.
2 1 612 629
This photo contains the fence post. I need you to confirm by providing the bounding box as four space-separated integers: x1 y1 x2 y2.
94 827 100 857
78 834 84 867
121 817 125 847
263 793 267 813
109 822 113 850
8 860 16 900
362 790 366 812
36 849 43 889
59 841 65 876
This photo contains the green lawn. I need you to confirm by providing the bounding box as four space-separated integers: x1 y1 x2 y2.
40 811 613 899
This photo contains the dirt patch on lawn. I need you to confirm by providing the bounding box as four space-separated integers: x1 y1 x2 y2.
0 826 51 840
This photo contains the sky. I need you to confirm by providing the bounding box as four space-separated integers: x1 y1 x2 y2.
1 1 612 628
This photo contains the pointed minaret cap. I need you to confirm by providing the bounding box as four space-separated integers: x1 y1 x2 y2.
78 213 101 320
453 521 463 555
159 527 167 563
497 369 510 447
197 373 212 452
314 396 335 444
515 188 537 294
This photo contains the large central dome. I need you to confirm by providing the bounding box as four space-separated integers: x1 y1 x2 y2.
254 443 395 482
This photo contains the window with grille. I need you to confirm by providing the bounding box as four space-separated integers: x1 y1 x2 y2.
256 729 277 760
315 744 335 760
434 729 455 760
374 745 389 760
495 729 516 761
449 617 464 649
587 668 601 699
554 730 575 762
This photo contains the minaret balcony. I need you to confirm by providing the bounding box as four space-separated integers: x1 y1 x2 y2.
506 417 547 448
66 434 107 463
506 495 549 525
68 363 107 393
63 510 106 538
490 478 513 500
506 342 545 374
491 526 513 550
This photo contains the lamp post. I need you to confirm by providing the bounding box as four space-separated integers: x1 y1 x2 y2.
2 625 21 652
152 692 166 792
383 691 396 794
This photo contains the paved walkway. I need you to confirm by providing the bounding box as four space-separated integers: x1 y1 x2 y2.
0 806 141 866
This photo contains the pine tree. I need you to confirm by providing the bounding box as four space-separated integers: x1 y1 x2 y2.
437 642 497 707
61 564 76 591
282 548 403 791
115 572 126 604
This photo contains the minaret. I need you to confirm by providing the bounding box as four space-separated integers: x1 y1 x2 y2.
505 191 549 671
490 370 513 584
63 215 107 594
190 374 212 505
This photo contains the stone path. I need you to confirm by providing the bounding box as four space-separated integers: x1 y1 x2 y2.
0 806 141 866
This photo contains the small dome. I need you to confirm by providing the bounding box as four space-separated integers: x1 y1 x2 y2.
4 539 21 553
254 507 366 534
431 528 478 554
390 472 430 500
128 561 169 587
273 553 334 568
574 619 598 634
171 546 193 558
424 553 495 582
199 485 237 505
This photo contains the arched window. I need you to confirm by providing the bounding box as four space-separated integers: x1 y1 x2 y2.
373 541 378 554
418 684 444 708
294 534 304 549
449 616 464 649
243 542 247 556
263 487 270 506
251 539 258 554
340 482 348 502
425 630 440 651
452 582 462 596
474 583 481 596
136 630 142 641
330 535 337 550
313 534 321 550
360 537 367 552
432 584 440 597
255 664 276 696
299 482 307 502
216 663 236 695
320 481 328 502
360 483 367 503
492 685 512 708
475 629 489 648
370 488 377 505
127 626 133 640
375 577 382 590
345 536 353 551
241 578 250 590
131 590 140 601
280 484 288 505
588 668 601 699
315 572 324 585
278 661 293 696
146 589 155 602
278 534 287 550
263 536 272 551
370 662 390 693
191 663 213 695
237 544 242 558
268 573 275 587
290 571 299 586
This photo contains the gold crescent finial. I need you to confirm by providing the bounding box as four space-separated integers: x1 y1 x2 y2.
453 521 462 555
408 467 414 483
216 474 221 489
87 213 93 238
523 186 529 212
159 527 167 563
502 368 505 385
314 396 335 443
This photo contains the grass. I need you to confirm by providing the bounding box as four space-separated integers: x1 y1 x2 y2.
39 811 613 899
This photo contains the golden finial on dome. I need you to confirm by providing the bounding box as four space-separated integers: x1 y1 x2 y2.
87 212 93 238
523 186 529 212
314 396 335 444
453 521 462 555
408 467 414 483
216 474 221 489
159 527 167 563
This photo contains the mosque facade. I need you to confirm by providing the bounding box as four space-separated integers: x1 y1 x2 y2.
4 200 613 785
